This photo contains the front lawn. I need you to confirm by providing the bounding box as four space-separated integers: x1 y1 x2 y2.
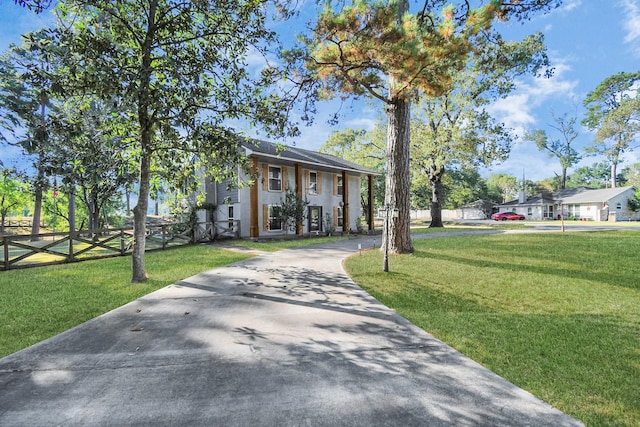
0 245 251 358
345 231 640 427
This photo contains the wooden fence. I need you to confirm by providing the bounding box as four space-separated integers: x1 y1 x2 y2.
0 220 240 271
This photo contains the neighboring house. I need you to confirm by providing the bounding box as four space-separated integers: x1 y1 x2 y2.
460 199 493 220
203 139 379 238
496 186 639 221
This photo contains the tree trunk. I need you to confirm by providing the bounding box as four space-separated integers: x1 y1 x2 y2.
132 150 151 282
125 188 131 214
131 0 157 283
382 98 414 254
561 168 567 190
611 162 617 188
30 171 43 240
88 194 98 236
68 190 76 232
429 170 445 228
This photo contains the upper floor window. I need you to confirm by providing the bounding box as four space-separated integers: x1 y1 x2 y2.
309 172 318 194
269 166 282 191
336 174 343 196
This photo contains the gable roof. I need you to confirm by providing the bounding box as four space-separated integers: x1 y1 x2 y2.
559 186 634 204
241 139 379 175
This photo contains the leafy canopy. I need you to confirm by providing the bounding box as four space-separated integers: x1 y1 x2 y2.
304 0 494 102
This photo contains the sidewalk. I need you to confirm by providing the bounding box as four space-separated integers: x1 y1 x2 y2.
0 237 584 426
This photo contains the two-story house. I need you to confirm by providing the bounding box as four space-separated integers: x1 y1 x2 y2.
203 139 378 238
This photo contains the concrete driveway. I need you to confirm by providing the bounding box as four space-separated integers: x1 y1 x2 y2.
0 237 583 426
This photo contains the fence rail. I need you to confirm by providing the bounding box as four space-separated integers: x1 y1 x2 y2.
0 220 240 271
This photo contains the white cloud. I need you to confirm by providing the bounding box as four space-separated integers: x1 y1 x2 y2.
620 0 640 57
488 94 535 130
487 58 578 131
558 0 582 13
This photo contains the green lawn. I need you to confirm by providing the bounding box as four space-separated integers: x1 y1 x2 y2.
0 245 251 358
345 231 640 427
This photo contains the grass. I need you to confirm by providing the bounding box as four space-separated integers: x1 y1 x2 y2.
0 244 251 358
345 231 640 427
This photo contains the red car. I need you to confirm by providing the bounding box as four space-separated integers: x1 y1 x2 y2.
491 211 525 221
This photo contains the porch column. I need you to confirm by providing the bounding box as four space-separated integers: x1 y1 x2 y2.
368 174 374 231
295 163 303 235
249 156 259 238
342 170 349 232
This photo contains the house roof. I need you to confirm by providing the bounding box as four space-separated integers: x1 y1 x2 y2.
500 186 634 206
460 199 492 209
241 139 380 175
559 186 634 204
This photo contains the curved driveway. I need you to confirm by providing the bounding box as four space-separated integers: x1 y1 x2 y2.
0 233 585 426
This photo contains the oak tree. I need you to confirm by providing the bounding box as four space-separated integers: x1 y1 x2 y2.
525 112 580 190
583 71 640 188
412 29 549 227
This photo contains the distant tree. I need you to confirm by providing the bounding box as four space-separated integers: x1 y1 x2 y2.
566 163 611 189
294 0 560 253
48 98 138 235
320 125 386 215
583 71 640 188
628 188 640 213
0 31 60 237
487 173 518 203
0 168 29 233
51 0 296 282
535 176 561 192
442 168 491 209
619 162 640 188
525 112 580 189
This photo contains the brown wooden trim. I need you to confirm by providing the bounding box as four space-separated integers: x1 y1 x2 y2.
262 204 269 231
282 166 288 192
368 174 374 231
262 163 268 192
296 164 303 235
342 170 349 232
251 157 260 237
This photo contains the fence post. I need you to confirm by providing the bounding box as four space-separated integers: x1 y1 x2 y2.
162 224 167 249
120 229 125 255
68 230 75 262
2 237 8 270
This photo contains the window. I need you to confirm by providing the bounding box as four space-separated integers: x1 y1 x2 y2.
527 207 532 216
268 205 282 231
337 175 343 196
565 204 581 219
269 166 282 191
309 172 318 194
337 207 344 228
228 206 234 229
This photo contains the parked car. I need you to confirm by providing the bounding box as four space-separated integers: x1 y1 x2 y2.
491 211 525 221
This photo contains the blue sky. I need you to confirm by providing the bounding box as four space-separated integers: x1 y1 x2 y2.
1 0 639 182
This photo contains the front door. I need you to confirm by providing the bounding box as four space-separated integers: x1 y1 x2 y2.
308 206 322 232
